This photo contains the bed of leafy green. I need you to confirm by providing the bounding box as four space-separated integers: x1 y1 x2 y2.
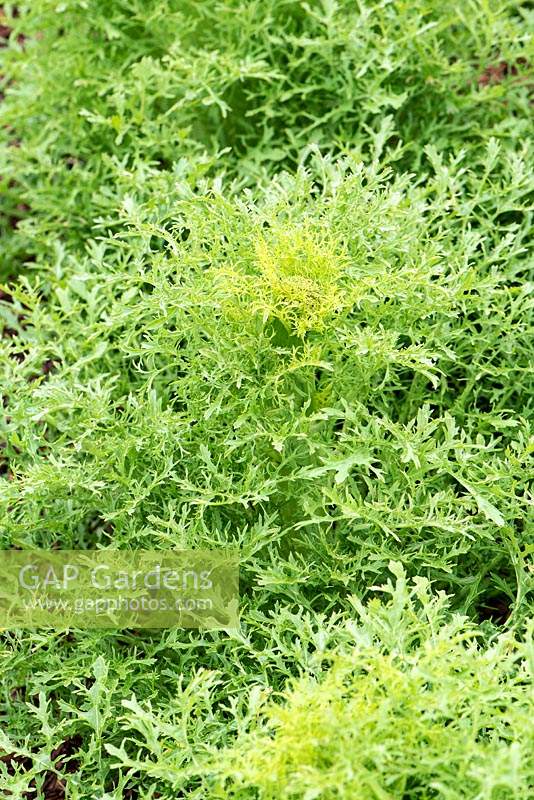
1 1 533 798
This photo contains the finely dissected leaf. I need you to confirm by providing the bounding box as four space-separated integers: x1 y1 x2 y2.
452 475 506 527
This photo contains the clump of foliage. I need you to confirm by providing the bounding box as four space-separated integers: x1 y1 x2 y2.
215 566 534 800
0 0 533 798
1 155 531 606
